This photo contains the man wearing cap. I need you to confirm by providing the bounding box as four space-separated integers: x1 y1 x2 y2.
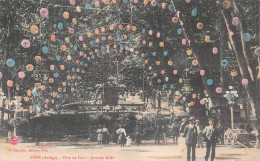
202 118 218 161
195 120 204 148
183 117 198 161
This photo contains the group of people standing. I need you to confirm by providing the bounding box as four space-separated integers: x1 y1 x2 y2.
96 125 109 145
177 117 219 161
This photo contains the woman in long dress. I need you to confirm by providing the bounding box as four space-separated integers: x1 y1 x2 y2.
179 118 187 152
96 125 103 145
116 124 127 147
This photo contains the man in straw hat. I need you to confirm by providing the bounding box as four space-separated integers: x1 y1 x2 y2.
202 118 218 161
183 117 198 161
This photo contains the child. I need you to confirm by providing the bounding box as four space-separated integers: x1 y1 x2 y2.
126 136 132 147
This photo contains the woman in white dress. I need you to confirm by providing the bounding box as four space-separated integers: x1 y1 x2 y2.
179 118 188 152
116 124 127 147
96 125 103 145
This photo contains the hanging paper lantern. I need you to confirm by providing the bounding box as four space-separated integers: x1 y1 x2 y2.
51 34 56 42
200 70 205 76
109 25 114 30
50 65 55 71
162 3 166 9
168 60 173 66
254 47 260 56
187 49 192 56
27 90 32 96
221 59 228 67
200 100 205 105
100 27 105 33
142 40 146 45
144 0 148 5
159 42 164 47
40 8 49 17
42 46 48 54
222 0 231 9
72 75 76 79
30 25 39 34
85 4 91 9
87 32 92 37
207 79 213 85
226 93 233 100
33 91 38 97
60 45 67 52
24 97 29 102
76 6 81 12
151 0 157 6
35 56 42 63
16 96 21 101
132 26 137 31
144 59 148 64
192 94 197 99
21 39 30 48
83 44 87 48
149 42 153 47
213 47 218 54
26 64 34 71
112 0 117 4
95 28 100 35
118 24 123 30
205 35 211 42
191 9 197 16
58 22 63 30
70 0 76 5
7 80 13 87
72 18 77 24
242 79 248 86
174 96 180 101
65 37 70 43
67 75 72 80
51 100 55 104
164 51 168 56
186 0 191 3
243 33 251 41
6 59 15 67
149 30 153 35
103 0 110 4
232 17 239 26
231 70 237 77
41 85 46 91
216 87 222 93
179 78 183 83
18 71 25 79
161 70 165 75
168 4 173 11
165 77 169 82
54 73 59 78
60 65 65 70
177 28 182 34
157 79 161 83
172 17 178 23
169 90 172 94
173 70 177 75
63 11 70 19
49 78 54 83
127 25 131 30
69 28 74 34
57 88 63 93
183 97 186 101
197 22 203 30
156 61 160 65
182 39 186 45
153 73 157 77
190 101 195 106
192 60 198 66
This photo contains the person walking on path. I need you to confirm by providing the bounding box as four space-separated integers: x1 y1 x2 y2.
202 118 218 161
102 125 109 144
154 125 161 144
183 117 198 161
134 124 142 146
172 121 179 144
195 120 204 148
179 118 188 152
161 125 167 144
96 125 103 145
116 124 127 147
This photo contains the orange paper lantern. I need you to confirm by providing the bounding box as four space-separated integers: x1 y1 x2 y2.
26 64 34 71
72 18 77 24
30 25 39 34
7 80 13 87
63 11 70 19
172 17 178 23
50 34 56 42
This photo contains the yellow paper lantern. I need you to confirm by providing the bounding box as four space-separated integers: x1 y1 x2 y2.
149 42 153 47
144 59 148 64
30 25 39 34
187 49 192 55
60 65 65 70
65 37 70 43
118 24 123 30
159 42 164 47
113 44 117 48
24 97 29 102
67 55 72 60
45 99 49 103
49 78 54 83
62 82 66 86
83 44 87 48
197 22 203 30
101 27 106 33
153 73 157 77
51 100 55 104
72 18 77 24
5 99 9 105
60 45 67 52
112 0 117 3
126 25 131 31
35 56 42 64
35 83 41 88
162 3 167 9
97 53 100 57
27 90 32 96
149 30 153 35
172 17 178 23
156 61 160 65
52 92 56 97
109 25 114 30
103 0 110 5
231 70 237 77
63 11 70 19
72 75 76 79
95 28 100 35
87 32 92 37
79 51 84 56
135 51 139 55
205 35 211 42
26 64 34 71
161 70 165 75
132 26 137 31
7 80 14 87
144 0 148 5
50 34 56 42
179 78 183 83
168 60 173 66
222 0 231 9
41 85 46 91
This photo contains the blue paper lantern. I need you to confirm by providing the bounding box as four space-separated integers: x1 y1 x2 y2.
120 44 124 49
66 94 70 98
42 46 48 54
58 22 63 30
6 59 15 67
116 34 120 39
144 70 147 74
123 0 127 3
170 84 174 88
56 56 61 61
80 61 84 65
85 4 91 9
163 84 167 89
177 28 182 34
38 104 41 107
67 82 72 86
54 73 59 78
72 68 76 72
73 45 78 51
207 79 213 85
180 100 184 104
163 51 168 56
168 4 173 11
89 41 94 45
226 93 233 100
152 52 156 56
33 91 38 97
243 33 251 41
142 28 146 33
191 9 197 16
221 59 228 67
129 36 133 40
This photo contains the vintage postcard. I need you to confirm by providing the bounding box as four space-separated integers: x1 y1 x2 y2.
0 0 259 160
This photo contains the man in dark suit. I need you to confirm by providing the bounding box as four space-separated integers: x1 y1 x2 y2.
202 118 218 161
184 117 198 161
